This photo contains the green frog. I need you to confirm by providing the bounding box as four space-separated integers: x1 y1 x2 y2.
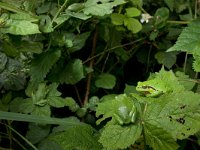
136 79 171 97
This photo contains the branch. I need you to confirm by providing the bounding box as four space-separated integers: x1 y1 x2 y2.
83 29 98 105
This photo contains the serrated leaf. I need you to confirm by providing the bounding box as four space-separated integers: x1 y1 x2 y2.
32 105 51 117
95 73 116 89
99 124 142 149
60 59 84 84
144 123 179 150
143 91 200 139
1 20 40 35
111 13 125 25
96 94 134 124
83 0 126 16
193 54 200 72
124 18 142 33
30 50 61 82
49 125 102 150
126 7 141 17
167 19 200 55
155 51 177 69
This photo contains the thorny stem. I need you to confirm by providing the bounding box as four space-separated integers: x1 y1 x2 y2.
83 29 98 105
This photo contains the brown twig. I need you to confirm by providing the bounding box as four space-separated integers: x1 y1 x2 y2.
83 29 98 105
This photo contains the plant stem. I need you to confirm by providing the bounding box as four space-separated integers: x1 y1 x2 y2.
183 52 188 73
51 0 69 25
167 20 190 24
83 29 98 105
83 38 145 64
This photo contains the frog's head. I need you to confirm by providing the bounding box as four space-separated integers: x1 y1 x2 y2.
136 81 165 97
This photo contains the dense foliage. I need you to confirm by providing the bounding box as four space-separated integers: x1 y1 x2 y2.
1 0 200 149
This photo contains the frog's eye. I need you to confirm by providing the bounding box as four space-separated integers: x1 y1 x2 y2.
141 86 156 91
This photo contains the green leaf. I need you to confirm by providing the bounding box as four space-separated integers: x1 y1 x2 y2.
154 52 177 69
126 7 141 17
164 0 174 11
175 71 195 91
0 110 88 125
95 73 116 89
32 105 51 117
111 13 125 25
48 97 67 108
167 20 200 55
83 0 126 16
1 20 40 35
18 41 43 54
26 123 50 144
64 10 91 20
60 59 84 84
0 52 7 72
193 54 200 72
30 50 61 82
65 97 80 112
99 124 142 149
96 94 134 125
49 125 102 150
124 18 142 33
154 7 169 28
167 20 200 72
143 91 200 139
144 123 179 150
130 0 143 7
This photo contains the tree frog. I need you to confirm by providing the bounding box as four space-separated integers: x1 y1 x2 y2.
113 104 137 125
136 79 170 97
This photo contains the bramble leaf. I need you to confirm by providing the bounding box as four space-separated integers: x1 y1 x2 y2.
167 20 200 55
30 50 61 82
96 94 135 125
59 59 84 84
48 124 102 150
143 91 200 139
144 123 179 150
99 124 142 149
167 20 200 71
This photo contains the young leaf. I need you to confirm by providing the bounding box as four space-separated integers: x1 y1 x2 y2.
144 123 179 150
99 124 142 149
83 0 126 16
30 49 61 82
126 7 141 17
124 18 142 33
111 13 125 25
95 73 116 89
1 20 40 35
